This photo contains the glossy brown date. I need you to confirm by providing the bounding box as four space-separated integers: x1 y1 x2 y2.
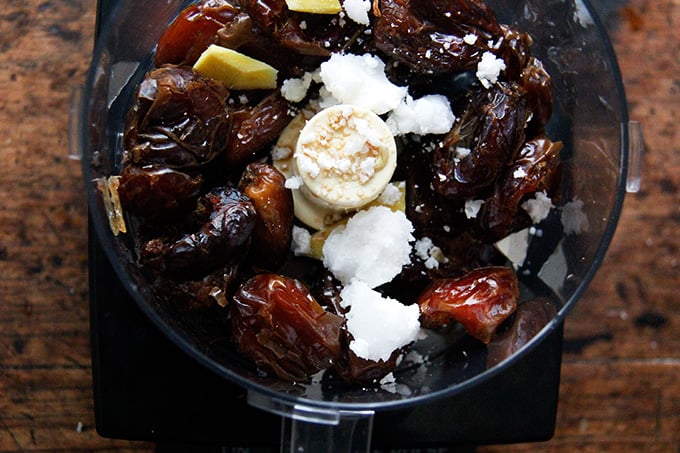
432 82 532 200
495 24 534 81
223 92 293 170
333 346 402 385
409 0 501 32
124 66 231 169
238 162 294 269
520 57 554 133
117 165 203 220
374 0 502 74
155 0 240 66
417 266 519 343
140 185 256 277
243 0 362 57
152 260 243 311
231 273 344 381
478 135 563 240
487 297 557 366
398 141 498 271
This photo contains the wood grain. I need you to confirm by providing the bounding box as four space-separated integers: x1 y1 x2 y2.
0 0 677 451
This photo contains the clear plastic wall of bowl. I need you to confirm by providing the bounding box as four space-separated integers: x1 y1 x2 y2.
77 0 631 446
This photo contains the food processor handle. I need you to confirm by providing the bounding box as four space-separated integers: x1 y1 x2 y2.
248 390 375 452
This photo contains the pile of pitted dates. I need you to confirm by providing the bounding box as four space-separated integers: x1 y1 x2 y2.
113 0 562 385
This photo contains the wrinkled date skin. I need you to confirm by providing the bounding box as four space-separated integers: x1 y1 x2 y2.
374 0 502 74
238 162 294 269
155 0 328 76
216 11 322 78
397 140 500 278
521 57 553 133
152 260 243 311
224 92 293 170
155 0 240 66
117 165 203 220
141 185 256 277
478 135 563 240
231 273 344 381
417 266 519 343
332 339 402 385
124 66 232 169
432 82 532 200
409 0 501 32
496 24 533 81
243 0 363 57
215 10 306 78
399 140 463 235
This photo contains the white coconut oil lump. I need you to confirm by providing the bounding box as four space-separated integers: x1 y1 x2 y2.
322 205 414 289
319 53 407 115
339 279 421 362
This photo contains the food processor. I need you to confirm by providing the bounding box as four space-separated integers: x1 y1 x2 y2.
74 0 642 450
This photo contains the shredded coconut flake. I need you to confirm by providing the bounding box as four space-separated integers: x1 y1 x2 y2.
521 191 554 224
476 51 506 88
561 198 590 235
284 175 303 189
424 256 439 269
463 33 478 45
343 0 371 25
340 279 420 362
414 237 447 269
464 199 485 219
378 182 403 205
323 206 414 288
291 225 312 256
455 146 471 160
414 237 434 260
281 72 313 102
386 94 455 136
271 145 292 161
513 167 527 179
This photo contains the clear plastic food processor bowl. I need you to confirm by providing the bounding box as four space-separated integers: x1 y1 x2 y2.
72 0 643 450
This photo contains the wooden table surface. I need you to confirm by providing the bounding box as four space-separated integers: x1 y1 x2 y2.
0 0 677 451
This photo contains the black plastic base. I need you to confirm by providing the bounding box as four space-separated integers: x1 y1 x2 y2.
89 219 562 450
